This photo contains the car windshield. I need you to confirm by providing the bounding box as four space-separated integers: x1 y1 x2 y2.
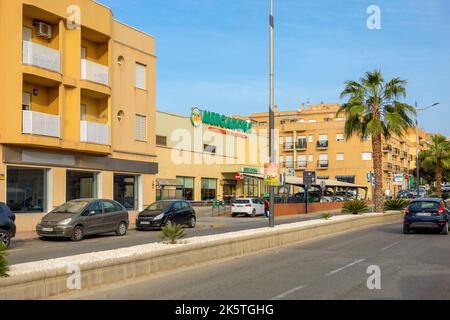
52 200 90 214
409 201 440 211
234 200 250 204
146 201 172 210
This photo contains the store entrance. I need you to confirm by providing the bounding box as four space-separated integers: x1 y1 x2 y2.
223 184 236 204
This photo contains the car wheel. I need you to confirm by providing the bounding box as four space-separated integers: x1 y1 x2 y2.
165 218 173 227
441 223 449 235
251 209 256 217
188 216 196 228
0 229 11 248
71 226 84 242
115 222 127 236
231 213 237 218
403 225 410 234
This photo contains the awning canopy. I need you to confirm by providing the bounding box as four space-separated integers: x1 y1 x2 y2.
157 179 184 187
242 173 367 189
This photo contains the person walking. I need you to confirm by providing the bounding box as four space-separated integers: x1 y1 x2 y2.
264 198 270 218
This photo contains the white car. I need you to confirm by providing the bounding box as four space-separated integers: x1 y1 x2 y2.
231 198 265 217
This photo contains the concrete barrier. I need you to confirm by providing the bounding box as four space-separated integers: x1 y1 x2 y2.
0 211 403 300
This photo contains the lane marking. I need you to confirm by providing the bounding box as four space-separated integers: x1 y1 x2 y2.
270 285 307 300
380 242 399 251
326 259 365 276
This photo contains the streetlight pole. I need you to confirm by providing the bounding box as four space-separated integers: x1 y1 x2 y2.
269 0 275 228
415 102 440 197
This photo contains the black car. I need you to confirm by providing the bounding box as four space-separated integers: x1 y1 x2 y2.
0 202 16 248
404 198 449 235
136 200 196 230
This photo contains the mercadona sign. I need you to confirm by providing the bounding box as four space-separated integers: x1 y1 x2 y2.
191 107 253 134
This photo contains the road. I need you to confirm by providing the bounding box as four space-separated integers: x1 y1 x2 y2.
8 209 343 265
60 223 450 300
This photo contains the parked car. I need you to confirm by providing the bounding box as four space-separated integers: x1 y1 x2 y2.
36 199 129 241
403 198 449 235
136 200 196 230
0 203 16 248
231 198 265 217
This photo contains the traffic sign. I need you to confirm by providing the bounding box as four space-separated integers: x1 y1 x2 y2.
304 171 316 186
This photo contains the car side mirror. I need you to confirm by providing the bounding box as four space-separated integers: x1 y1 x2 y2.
89 210 96 216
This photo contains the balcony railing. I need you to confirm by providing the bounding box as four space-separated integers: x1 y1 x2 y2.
384 163 393 171
22 41 61 73
80 121 110 145
317 160 329 169
283 142 294 151
296 161 307 169
316 140 329 149
296 141 307 150
282 161 295 169
81 59 109 86
22 110 60 138
383 145 392 153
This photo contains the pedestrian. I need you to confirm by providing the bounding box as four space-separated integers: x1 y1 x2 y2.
264 198 270 218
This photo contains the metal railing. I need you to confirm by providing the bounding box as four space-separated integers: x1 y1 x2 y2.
317 160 329 169
295 141 307 149
80 121 110 145
22 41 61 73
22 110 60 138
296 161 307 169
81 59 109 85
316 140 329 149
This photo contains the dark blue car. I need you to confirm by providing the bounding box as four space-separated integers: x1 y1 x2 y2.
0 202 16 247
404 198 449 235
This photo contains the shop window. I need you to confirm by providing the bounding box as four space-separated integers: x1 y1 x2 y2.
243 177 259 197
201 178 217 200
7 167 46 213
176 176 194 201
66 170 97 201
114 174 138 210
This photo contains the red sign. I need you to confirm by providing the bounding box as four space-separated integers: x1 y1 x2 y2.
235 173 243 180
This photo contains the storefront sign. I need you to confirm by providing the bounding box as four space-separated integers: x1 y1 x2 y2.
242 167 258 174
191 107 253 134
393 174 404 186
264 163 280 186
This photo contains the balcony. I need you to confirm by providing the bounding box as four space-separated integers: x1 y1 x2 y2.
393 148 401 156
283 142 294 151
296 141 307 150
384 163 393 171
296 161 307 170
22 110 60 138
81 59 109 86
22 41 61 73
383 145 392 153
401 151 407 159
316 140 329 149
317 160 329 169
80 121 110 145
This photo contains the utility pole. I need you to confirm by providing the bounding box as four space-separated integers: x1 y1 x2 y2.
269 0 275 228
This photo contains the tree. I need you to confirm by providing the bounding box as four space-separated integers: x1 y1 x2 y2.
337 70 415 212
421 134 450 196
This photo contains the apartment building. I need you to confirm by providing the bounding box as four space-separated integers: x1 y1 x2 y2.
235 103 425 198
0 0 158 231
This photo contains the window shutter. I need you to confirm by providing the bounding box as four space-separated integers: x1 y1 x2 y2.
135 63 146 89
135 114 147 141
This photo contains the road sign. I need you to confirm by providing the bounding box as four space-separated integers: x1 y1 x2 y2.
304 171 316 186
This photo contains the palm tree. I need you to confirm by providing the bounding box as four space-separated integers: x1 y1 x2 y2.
421 134 450 197
337 70 415 212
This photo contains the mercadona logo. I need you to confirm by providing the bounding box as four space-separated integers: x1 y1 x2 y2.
191 107 202 128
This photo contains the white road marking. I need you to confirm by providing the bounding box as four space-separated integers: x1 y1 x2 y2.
326 259 365 276
380 242 399 251
270 285 307 300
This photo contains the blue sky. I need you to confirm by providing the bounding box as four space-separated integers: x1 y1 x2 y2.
99 0 450 135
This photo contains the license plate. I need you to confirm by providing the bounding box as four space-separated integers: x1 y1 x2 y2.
237 205 244 207
42 227 53 232
140 221 151 225
416 212 432 217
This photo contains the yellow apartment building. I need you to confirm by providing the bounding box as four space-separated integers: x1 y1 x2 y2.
155 109 268 203
235 103 427 198
0 0 158 231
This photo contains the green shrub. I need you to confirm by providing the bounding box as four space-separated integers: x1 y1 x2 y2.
0 243 9 278
322 213 333 220
159 224 186 244
384 199 410 211
342 200 368 215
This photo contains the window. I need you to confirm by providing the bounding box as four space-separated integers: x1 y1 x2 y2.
336 133 344 142
22 92 31 111
135 114 147 141
156 135 167 146
66 171 97 201
319 134 328 141
86 201 103 216
7 167 46 213
201 178 217 200
114 174 138 210
336 176 356 184
243 177 259 197
102 201 118 213
362 152 372 161
204 144 216 154
135 63 146 89
176 176 195 201
336 153 345 161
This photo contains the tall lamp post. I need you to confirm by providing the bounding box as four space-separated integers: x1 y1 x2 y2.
269 0 275 227
415 102 440 197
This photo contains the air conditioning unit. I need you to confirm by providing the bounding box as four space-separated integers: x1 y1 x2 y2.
35 21 52 39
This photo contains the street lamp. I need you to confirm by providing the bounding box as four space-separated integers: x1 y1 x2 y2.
414 102 440 197
268 0 275 227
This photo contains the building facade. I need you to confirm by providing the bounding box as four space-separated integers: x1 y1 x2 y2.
0 0 158 231
235 103 425 198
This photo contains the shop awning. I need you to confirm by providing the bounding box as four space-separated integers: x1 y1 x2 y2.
157 179 184 187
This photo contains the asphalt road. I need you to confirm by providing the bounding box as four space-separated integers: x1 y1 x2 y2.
8 210 343 265
60 223 450 300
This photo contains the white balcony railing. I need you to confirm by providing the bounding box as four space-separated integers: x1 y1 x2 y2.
22 41 61 73
81 59 109 85
80 121 110 145
22 110 60 138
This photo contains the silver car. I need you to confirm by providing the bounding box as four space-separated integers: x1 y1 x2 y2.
36 199 129 241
